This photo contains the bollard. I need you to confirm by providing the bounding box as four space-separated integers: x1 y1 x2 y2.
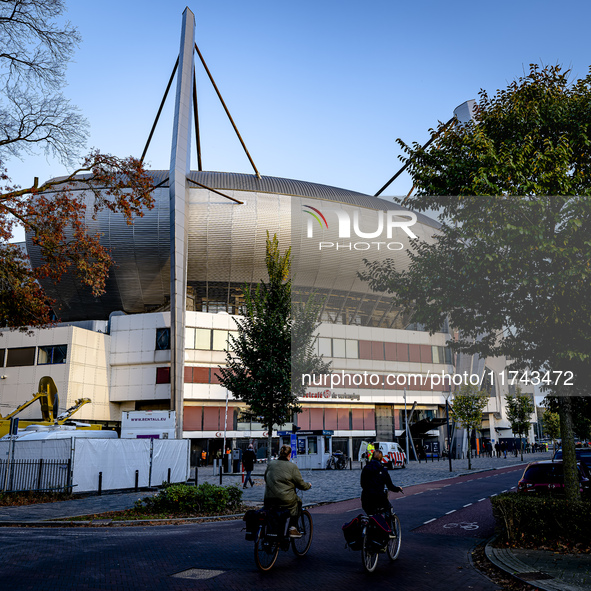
195 467 198 486
219 464 223 485
135 470 139 491
349 458 352 470
167 468 171 483
98 471 102 496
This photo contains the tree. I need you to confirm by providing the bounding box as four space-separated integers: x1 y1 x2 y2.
217 233 329 460
505 388 535 461
360 64 591 501
542 407 561 451
449 385 489 470
0 1 154 328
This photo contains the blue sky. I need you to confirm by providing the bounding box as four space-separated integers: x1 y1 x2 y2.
7 0 591 221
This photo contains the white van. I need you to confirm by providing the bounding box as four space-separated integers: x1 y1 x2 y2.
359 441 406 468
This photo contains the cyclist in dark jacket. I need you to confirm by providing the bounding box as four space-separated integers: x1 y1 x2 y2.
360 450 403 515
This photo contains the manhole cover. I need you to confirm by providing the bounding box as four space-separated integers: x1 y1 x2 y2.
172 568 225 580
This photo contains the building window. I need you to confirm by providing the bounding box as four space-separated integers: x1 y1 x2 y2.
156 328 170 350
212 330 229 351
332 339 346 358
38 345 67 365
0 349 4 367
6 347 36 367
318 337 332 357
156 367 171 384
195 328 211 350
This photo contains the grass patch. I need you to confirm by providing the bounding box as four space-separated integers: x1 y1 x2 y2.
0 491 75 507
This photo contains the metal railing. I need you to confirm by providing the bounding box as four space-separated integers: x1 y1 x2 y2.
0 458 72 493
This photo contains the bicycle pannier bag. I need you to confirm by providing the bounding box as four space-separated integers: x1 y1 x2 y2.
342 514 365 550
243 508 266 541
368 513 392 549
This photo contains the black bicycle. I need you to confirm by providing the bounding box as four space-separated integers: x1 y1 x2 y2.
326 451 348 470
245 505 313 571
360 509 402 573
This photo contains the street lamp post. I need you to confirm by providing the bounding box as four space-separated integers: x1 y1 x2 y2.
404 388 409 465
445 389 453 472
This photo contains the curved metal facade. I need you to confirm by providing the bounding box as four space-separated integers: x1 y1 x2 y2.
26 171 440 324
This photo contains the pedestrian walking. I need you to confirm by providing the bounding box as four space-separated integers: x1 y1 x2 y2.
495 442 500 458
501 442 507 459
243 444 257 488
201 449 207 467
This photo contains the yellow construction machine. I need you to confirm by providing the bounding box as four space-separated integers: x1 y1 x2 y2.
0 376 100 437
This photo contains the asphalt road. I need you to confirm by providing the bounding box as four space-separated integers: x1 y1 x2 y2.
0 466 525 591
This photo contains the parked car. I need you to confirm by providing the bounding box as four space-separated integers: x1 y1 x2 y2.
552 447 591 471
517 460 591 496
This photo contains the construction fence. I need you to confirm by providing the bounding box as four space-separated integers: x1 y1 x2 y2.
0 438 190 494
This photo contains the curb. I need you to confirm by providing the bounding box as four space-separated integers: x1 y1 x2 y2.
484 536 572 591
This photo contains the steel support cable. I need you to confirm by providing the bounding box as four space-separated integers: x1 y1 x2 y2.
194 42 261 179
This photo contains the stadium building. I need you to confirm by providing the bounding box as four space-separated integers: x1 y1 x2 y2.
0 8 533 463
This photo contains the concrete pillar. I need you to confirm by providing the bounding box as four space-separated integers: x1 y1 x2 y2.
169 8 195 439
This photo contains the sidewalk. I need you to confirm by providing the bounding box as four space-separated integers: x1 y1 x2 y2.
486 542 591 591
0 450 548 520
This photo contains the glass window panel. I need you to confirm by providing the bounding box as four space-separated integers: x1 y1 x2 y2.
345 339 358 358
185 327 196 350
52 345 67 364
0 349 4 366
432 346 441 364
6 347 35 367
318 337 332 357
38 346 51 365
195 329 211 350
444 347 453 364
332 338 346 358
155 328 170 350
212 330 229 351
307 437 318 454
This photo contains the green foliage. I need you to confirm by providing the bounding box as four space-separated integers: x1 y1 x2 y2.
449 385 489 431
449 385 488 469
361 64 591 382
542 408 561 441
360 63 591 499
492 493 591 547
505 387 535 437
217 233 329 457
133 482 243 516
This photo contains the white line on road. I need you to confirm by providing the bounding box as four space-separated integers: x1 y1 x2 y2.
478 498 486 502
445 510 456 514
502 490 508 493
463 503 472 507
414 491 424 495
511 486 516 489
424 518 437 524
491 494 497 497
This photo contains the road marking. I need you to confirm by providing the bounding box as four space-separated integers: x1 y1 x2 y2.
346 508 361 512
445 510 456 514
424 518 436 524
443 484 451 487
463 503 472 507
478 498 486 502
502 490 508 493
414 491 424 495
510 486 516 489
491 494 497 497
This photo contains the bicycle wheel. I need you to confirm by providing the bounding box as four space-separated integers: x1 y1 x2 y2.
361 529 379 573
387 514 402 561
254 528 279 572
291 510 313 556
